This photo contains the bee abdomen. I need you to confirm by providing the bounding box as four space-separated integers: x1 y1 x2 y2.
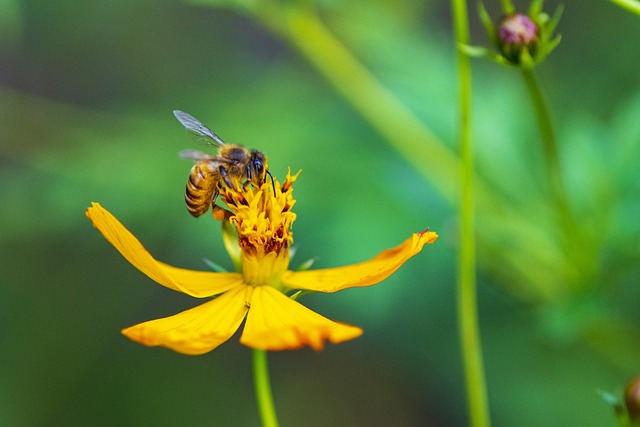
185 163 217 217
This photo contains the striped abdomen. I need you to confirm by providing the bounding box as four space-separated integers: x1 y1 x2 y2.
185 162 218 217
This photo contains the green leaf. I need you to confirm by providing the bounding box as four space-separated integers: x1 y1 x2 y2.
519 48 535 69
459 43 491 58
546 4 565 37
529 0 545 18
597 389 631 426
296 257 318 272
477 1 497 44
202 257 229 272
501 0 515 14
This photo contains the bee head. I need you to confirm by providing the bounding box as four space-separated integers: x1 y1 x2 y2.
249 150 275 194
248 150 267 184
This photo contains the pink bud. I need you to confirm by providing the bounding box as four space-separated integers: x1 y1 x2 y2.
498 13 538 45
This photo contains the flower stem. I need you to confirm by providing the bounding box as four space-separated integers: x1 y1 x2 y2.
272 5 459 200
609 0 640 16
521 69 583 285
452 0 491 427
252 349 279 427
521 70 568 215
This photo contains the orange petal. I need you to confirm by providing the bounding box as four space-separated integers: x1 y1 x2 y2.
281 230 438 293
240 286 362 351
86 203 243 297
122 284 251 355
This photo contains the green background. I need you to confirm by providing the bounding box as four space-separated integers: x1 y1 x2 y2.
1 0 639 425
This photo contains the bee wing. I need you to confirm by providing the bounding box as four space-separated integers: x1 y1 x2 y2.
179 149 234 165
173 110 226 147
179 149 216 161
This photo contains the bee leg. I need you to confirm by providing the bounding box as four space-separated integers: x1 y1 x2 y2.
218 166 235 189
211 189 219 204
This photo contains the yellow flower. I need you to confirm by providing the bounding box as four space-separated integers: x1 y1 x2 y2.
86 171 438 355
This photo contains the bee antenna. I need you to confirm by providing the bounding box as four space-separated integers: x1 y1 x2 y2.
266 170 276 194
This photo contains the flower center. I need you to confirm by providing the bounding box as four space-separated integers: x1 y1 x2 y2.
220 169 300 288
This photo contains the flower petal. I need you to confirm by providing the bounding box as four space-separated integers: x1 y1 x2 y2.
86 203 243 297
281 230 438 293
241 286 362 351
122 284 251 355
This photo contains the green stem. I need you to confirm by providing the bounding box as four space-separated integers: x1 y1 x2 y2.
253 349 279 427
271 5 460 200
609 0 640 16
452 1 491 427
521 69 584 287
521 70 569 217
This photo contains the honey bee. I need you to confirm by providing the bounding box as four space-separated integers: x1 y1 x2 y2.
173 110 273 217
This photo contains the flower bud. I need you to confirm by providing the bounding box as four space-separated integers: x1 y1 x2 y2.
472 1 562 68
497 12 539 64
625 375 640 422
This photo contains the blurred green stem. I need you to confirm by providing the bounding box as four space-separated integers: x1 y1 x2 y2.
453 0 491 426
253 349 279 427
501 0 515 13
609 0 640 16
521 70 582 284
277 4 491 424
270 4 459 199
521 70 569 220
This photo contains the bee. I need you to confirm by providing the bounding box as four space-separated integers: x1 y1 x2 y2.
173 110 273 217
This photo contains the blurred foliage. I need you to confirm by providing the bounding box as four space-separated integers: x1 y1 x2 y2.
1 0 639 426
